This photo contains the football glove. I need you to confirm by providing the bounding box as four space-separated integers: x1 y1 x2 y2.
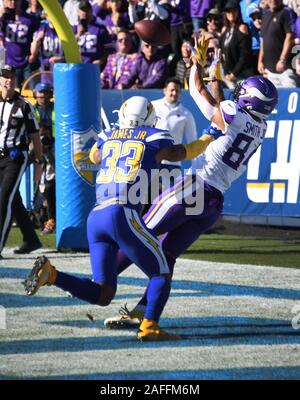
193 35 210 68
202 124 223 140
183 35 210 68
208 48 222 81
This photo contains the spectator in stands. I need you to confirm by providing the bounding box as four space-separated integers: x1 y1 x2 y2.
175 38 193 88
205 7 222 38
29 13 65 86
169 0 187 59
239 0 260 24
73 0 112 66
248 4 262 74
219 0 254 88
92 0 110 21
33 82 54 136
190 0 216 31
33 82 55 234
63 0 80 26
0 0 41 87
26 0 44 20
258 0 299 87
39 126 56 235
98 0 131 44
101 29 138 88
121 40 169 89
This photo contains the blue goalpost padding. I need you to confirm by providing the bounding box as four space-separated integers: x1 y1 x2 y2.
54 63 101 249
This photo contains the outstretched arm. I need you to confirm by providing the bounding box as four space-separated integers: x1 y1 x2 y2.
188 37 226 132
155 133 214 163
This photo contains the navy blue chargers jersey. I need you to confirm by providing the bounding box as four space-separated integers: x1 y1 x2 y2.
95 126 174 210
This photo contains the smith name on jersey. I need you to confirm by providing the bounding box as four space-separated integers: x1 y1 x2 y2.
95 126 174 209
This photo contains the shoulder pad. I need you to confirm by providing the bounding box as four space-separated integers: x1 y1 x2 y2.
220 100 238 125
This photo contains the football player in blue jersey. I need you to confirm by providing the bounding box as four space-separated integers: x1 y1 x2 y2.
23 94 215 341
101 39 279 329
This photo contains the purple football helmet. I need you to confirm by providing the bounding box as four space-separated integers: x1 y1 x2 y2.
233 76 278 119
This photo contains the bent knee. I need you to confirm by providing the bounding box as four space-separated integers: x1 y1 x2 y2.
96 283 116 306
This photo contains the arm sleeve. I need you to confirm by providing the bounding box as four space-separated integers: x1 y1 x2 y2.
189 65 218 121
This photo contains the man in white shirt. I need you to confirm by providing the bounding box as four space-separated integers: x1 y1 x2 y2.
152 77 198 175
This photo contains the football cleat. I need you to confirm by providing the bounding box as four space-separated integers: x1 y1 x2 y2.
137 318 182 342
104 304 144 329
42 219 56 235
23 255 57 296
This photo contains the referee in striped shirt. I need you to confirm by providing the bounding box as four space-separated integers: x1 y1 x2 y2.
0 65 42 259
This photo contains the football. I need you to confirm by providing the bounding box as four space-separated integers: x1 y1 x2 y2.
134 19 171 47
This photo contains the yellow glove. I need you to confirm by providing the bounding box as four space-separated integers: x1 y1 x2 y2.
193 35 210 68
208 48 222 81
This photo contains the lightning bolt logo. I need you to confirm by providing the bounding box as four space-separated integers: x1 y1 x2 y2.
129 214 160 253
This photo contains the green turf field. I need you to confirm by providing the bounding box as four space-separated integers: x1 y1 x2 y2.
6 219 300 268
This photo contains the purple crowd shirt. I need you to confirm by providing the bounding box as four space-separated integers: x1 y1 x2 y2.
33 24 64 68
0 12 40 67
101 52 139 89
73 19 111 64
123 54 169 89
170 0 185 26
190 0 215 18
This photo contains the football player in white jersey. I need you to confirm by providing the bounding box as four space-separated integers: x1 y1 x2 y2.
102 38 279 329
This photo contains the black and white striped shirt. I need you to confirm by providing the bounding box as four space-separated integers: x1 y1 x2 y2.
0 92 39 150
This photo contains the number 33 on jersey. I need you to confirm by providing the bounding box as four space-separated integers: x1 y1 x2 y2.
95 126 174 209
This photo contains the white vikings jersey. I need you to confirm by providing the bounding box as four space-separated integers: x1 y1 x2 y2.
189 100 268 193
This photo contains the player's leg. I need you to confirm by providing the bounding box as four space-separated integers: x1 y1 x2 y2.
24 209 118 306
130 185 223 311
106 182 223 327
116 175 196 275
123 215 219 316
114 206 181 340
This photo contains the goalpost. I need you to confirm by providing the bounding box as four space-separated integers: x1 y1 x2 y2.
38 0 101 249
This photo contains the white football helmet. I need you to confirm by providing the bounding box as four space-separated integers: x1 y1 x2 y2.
118 96 157 128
